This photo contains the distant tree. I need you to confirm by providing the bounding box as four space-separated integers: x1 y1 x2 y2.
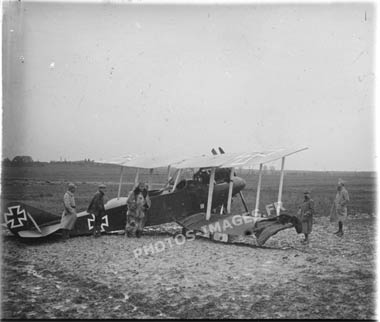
12 155 34 165
269 165 276 173
2 158 12 166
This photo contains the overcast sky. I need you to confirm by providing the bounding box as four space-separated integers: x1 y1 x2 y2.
2 2 375 171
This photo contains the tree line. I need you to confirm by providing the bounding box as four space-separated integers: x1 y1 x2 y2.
2 156 95 166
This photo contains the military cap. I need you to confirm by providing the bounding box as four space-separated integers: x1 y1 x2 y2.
98 183 106 189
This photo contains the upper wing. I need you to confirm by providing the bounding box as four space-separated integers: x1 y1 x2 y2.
171 147 308 169
95 147 307 170
94 154 186 169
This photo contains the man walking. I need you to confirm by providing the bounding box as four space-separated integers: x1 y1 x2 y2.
61 182 78 239
125 182 151 238
296 190 314 244
87 184 107 238
330 179 350 237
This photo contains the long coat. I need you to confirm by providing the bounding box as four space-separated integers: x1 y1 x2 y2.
61 190 77 230
296 198 314 234
125 188 151 234
330 187 349 223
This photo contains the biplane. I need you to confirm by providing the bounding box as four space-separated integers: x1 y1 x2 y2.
2 150 247 239
2 147 307 246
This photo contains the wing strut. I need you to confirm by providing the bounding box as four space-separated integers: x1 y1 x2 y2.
206 168 216 220
239 191 249 213
134 168 140 186
253 163 263 217
117 166 124 199
148 168 154 190
171 169 182 192
276 157 286 216
226 167 234 213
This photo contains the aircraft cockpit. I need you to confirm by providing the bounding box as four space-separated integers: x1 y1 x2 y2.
193 167 231 184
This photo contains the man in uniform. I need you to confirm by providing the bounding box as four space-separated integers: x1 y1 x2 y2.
330 179 350 237
87 184 107 237
125 182 151 238
61 183 78 239
296 190 314 244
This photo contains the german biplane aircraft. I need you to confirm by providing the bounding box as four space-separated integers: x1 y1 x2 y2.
2 147 307 246
2 150 246 239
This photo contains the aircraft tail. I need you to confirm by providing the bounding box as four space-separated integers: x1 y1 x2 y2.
3 202 62 238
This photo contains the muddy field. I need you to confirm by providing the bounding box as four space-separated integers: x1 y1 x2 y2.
1 164 377 319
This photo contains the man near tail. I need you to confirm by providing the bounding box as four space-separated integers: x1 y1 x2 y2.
125 182 151 238
330 179 350 237
61 183 78 240
87 184 107 238
296 190 314 244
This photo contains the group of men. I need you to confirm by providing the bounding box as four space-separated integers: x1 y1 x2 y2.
61 182 151 239
61 178 350 244
296 178 350 243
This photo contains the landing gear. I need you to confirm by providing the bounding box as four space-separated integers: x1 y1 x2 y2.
211 232 230 243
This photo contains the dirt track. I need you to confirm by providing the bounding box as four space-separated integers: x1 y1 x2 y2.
1 215 375 319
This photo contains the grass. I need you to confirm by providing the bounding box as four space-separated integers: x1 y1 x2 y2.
1 163 376 319
1 164 376 218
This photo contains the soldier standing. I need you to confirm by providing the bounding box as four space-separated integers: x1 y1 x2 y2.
330 179 350 237
296 190 314 244
125 182 151 238
87 184 107 238
61 183 78 239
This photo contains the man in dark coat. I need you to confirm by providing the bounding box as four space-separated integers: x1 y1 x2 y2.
87 184 107 237
296 191 314 244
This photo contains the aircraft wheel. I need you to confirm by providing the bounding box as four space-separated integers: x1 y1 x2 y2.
180 227 195 239
172 231 183 239
212 232 229 243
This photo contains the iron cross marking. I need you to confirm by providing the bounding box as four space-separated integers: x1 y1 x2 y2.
4 205 28 228
87 214 109 232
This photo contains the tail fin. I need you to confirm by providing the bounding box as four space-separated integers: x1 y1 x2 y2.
3 202 61 237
